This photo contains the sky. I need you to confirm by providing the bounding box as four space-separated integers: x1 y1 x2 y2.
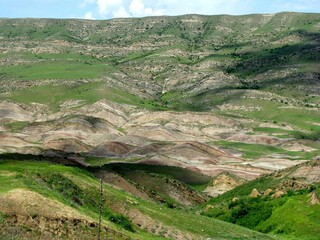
0 0 320 20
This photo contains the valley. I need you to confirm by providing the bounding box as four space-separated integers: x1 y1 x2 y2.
0 12 320 239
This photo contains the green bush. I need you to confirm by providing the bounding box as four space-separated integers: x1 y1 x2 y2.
109 214 135 232
34 172 85 206
165 199 177 209
292 130 320 141
206 197 288 230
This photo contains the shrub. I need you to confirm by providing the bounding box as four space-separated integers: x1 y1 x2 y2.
35 172 85 205
109 214 135 232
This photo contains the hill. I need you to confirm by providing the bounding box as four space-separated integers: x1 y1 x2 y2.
0 12 320 239
0 159 272 239
202 159 320 239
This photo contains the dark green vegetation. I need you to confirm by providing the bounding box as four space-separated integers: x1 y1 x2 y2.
202 160 320 240
204 193 320 240
0 159 271 239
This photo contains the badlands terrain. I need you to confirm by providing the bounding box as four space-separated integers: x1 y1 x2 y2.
0 12 320 239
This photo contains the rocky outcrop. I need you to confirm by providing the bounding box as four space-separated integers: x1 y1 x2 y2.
278 180 311 191
263 189 273 197
271 190 286 199
310 192 320 205
204 172 246 197
250 188 261 198
0 100 34 122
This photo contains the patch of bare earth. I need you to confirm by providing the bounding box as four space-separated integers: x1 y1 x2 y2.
0 189 130 240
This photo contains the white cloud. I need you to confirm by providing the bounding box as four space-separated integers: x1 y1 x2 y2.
97 0 123 15
113 6 130 18
84 11 95 19
81 0 124 16
128 0 164 17
155 0 247 15
129 0 144 16
80 0 96 8
79 0 320 20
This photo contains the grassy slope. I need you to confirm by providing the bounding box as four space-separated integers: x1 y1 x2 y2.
257 194 320 240
211 140 320 160
0 160 272 240
1 81 165 111
202 165 320 240
0 59 107 80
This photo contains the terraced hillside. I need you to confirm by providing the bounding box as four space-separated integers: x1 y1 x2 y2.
0 12 320 239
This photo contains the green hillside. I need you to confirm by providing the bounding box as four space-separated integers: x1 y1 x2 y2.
0 159 271 240
202 160 320 239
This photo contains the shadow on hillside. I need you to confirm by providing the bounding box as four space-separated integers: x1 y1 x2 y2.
0 152 87 167
225 30 320 77
165 84 247 111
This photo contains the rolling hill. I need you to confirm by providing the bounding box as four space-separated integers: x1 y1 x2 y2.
0 12 320 239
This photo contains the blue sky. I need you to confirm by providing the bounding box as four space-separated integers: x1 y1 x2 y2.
1 0 320 20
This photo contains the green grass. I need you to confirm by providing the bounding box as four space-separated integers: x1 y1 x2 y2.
0 52 95 62
248 103 320 132
189 182 209 192
204 193 320 239
4 121 29 132
0 61 108 80
84 157 142 166
0 159 271 239
0 160 158 239
1 82 104 110
0 174 24 193
253 127 292 136
202 168 320 239
218 98 320 133
257 195 320 240
211 140 319 160
0 81 167 111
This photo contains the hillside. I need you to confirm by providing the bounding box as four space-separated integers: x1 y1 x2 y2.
0 159 272 240
1 12 320 177
0 12 320 239
202 159 320 239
